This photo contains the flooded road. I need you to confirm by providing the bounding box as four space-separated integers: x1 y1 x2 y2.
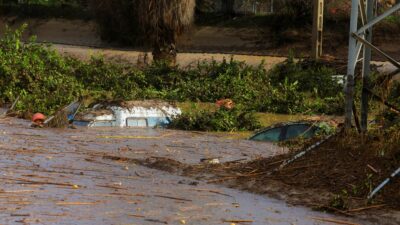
0 117 372 225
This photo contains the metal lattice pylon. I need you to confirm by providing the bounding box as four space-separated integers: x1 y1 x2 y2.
345 1 400 131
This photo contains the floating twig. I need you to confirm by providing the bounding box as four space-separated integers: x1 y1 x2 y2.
223 219 254 223
11 213 30 217
56 202 99 206
347 204 386 213
153 195 192 202
144 218 168 224
192 188 233 197
128 214 145 218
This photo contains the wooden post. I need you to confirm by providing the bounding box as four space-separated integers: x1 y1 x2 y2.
312 0 324 60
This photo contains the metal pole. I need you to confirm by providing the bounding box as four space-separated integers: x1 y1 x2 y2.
361 0 374 132
368 167 400 199
312 0 324 60
345 0 360 129
357 3 400 34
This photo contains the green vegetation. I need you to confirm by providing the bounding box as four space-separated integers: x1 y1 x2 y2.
375 81 400 128
0 25 83 114
1 26 345 131
169 105 261 132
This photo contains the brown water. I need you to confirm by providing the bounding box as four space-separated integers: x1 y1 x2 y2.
0 117 374 225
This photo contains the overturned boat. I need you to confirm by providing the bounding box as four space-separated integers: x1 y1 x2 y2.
73 100 181 128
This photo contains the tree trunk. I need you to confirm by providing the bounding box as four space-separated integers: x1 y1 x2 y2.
152 28 177 66
152 43 177 66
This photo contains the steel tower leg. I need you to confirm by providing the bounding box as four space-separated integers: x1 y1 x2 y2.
361 0 374 132
345 0 360 129
345 1 400 130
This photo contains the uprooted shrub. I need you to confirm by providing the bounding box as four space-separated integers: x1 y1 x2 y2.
268 57 341 98
168 105 261 132
154 58 343 114
268 56 345 114
168 59 270 104
72 56 147 100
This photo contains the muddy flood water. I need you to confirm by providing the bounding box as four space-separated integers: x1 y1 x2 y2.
0 117 377 225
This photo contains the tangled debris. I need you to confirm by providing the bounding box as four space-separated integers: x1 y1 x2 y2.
104 129 400 214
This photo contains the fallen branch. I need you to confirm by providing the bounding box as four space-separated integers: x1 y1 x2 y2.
11 214 30 217
281 163 321 171
96 185 126 190
0 201 31 205
128 214 145 218
207 176 238 183
207 171 269 183
223 219 254 223
225 158 247 164
56 202 99 206
368 167 400 199
0 177 80 188
144 218 168 224
347 204 386 213
312 204 355 217
153 195 192 202
364 88 400 114
192 188 233 197
367 164 378 174
0 95 20 118
276 132 339 171
0 190 36 194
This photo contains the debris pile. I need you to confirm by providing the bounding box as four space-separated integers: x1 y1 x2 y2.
215 130 400 210
109 129 400 213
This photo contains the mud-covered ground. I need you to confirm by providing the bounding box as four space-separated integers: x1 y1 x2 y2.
1 17 399 75
0 116 378 225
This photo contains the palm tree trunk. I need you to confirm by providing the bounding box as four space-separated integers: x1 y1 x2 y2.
152 43 177 65
136 0 195 65
152 28 177 65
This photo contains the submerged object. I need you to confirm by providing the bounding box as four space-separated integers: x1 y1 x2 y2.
73 100 181 128
32 113 46 122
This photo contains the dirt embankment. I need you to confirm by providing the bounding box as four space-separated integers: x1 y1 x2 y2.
2 16 400 63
